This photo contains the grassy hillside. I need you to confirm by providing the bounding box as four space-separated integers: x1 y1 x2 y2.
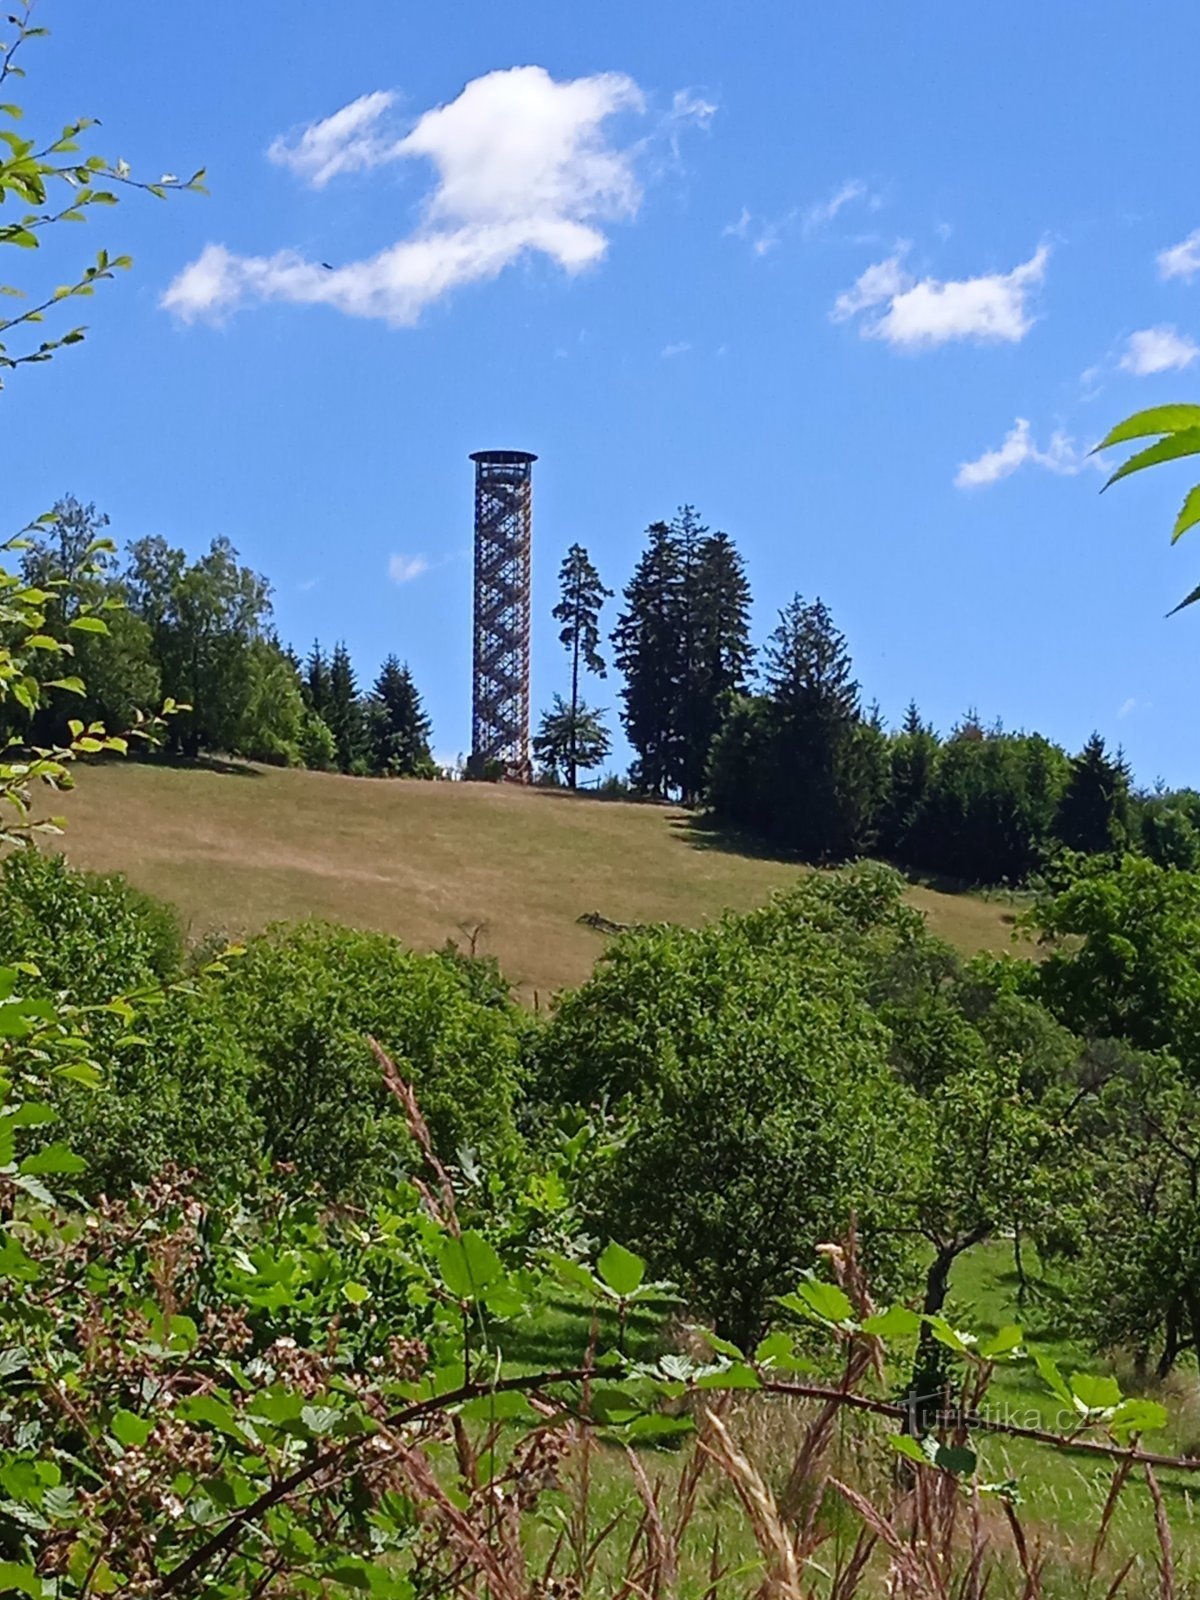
47 761 1026 997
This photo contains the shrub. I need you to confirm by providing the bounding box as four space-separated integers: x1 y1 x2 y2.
219 922 526 1197
299 709 337 771
0 848 182 997
54 990 261 1195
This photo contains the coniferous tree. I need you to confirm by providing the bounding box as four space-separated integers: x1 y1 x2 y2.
305 642 331 719
552 545 611 789
882 701 941 859
533 694 611 784
689 528 754 801
1055 732 1132 855
368 655 433 776
614 510 754 801
613 521 684 798
326 641 368 773
761 595 875 859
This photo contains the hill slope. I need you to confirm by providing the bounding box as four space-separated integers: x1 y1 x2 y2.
48 763 1023 997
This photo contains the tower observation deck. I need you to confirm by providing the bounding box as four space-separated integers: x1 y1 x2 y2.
469 450 536 778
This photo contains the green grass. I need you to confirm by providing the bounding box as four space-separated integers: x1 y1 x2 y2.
500 1241 1200 1583
47 760 1029 999
932 1240 1200 1569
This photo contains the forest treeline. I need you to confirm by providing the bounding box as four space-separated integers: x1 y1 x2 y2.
17 495 1199 886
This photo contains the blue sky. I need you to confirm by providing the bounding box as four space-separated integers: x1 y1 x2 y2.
13 2 1200 784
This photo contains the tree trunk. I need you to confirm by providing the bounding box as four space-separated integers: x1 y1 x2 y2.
907 1245 957 1434
1013 1223 1029 1305
1157 1299 1182 1381
568 628 580 790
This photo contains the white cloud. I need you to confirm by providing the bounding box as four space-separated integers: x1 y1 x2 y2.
268 90 398 187
661 340 690 358
1158 228 1200 282
1117 696 1139 720
833 243 1050 348
723 206 751 241
388 553 429 584
669 88 717 131
954 417 1096 489
163 66 683 328
722 204 793 257
1119 325 1200 376
804 178 867 233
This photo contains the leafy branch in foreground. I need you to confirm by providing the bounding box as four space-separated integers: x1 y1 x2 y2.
1094 403 1200 612
0 0 204 387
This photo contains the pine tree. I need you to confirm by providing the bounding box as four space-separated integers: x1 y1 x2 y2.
369 655 433 776
551 544 611 789
1055 732 1131 854
326 641 368 774
612 522 685 797
305 641 331 717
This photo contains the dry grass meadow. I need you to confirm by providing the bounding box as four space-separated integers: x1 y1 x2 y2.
47 761 1027 998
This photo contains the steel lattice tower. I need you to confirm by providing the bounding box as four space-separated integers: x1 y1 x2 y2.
469 450 536 778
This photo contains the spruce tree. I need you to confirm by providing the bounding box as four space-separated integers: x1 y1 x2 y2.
613 521 685 797
369 655 433 776
305 641 331 718
551 544 611 789
884 702 940 859
762 595 870 859
690 528 754 801
1055 732 1131 854
613 509 754 801
326 641 368 774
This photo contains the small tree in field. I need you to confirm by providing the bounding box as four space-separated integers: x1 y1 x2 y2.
552 543 611 788
533 692 611 786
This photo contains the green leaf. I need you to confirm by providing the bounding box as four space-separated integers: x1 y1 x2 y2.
0 1562 41 1597
1094 404 1200 452
460 1390 534 1422
597 1241 645 1298
889 1434 928 1465
1110 1397 1168 1439
55 1061 102 1088
1035 1355 1072 1408
341 1280 371 1306
7 1101 55 1130
67 614 109 634
933 1443 977 1475
1167 582 1200 616
438 1229 503 1301
778 1275 855 1328
19 1142 87 1176
696 1362 760 1390
924 1315 976 1355
110 1408 154 1448
1070 1372 1122 1412
553 1255 602 1297
1102 428 1200 492
177 1392 245 1438
861 1305 923 1339
626 1412 694 1439
1171 483 1200 544
978 1324 1024 1359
